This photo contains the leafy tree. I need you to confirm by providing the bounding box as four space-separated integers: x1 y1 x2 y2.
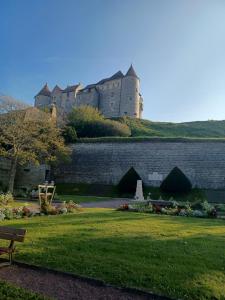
0 108 70 193
118 167 142 195
160 167 192 194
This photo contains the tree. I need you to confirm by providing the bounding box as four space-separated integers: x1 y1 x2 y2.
0 94 29 114
0 108 70 193
160 167 192 194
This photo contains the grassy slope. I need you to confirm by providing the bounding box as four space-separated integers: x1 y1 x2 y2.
4 209 225 300
116 117 225 138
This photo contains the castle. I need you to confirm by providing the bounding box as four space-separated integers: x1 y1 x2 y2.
34 65 143 118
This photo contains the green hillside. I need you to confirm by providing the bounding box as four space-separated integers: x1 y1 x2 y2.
115 117 225 138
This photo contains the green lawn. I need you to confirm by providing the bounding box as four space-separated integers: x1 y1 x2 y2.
2 209 225 300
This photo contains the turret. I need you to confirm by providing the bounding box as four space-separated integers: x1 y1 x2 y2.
34 83 51 108
120 65 142 118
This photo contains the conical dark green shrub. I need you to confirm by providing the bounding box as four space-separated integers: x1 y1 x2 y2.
118 167 142 195
160 167 192 194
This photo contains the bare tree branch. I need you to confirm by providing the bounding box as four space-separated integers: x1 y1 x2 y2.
0 94 29 114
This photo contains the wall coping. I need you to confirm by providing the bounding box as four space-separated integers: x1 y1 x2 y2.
75 137 225 144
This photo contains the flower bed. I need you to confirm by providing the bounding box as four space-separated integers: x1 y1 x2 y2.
0 200 82 221
117 200 221 219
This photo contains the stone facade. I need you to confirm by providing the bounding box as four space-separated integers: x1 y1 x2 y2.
53 140 225 189
34 65 143 119
0 158 50 191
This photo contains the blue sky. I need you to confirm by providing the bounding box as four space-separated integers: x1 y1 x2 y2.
1 0 225 122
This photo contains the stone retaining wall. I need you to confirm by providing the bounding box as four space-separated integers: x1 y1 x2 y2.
54 140 225 189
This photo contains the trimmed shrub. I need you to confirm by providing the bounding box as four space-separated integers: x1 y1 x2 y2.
118 167 142 195
160 167 192 194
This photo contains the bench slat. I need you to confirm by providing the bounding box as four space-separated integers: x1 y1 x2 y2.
0 227 26 235
0 227 26 242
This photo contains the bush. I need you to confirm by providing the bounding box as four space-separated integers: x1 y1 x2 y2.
72 119 131 138
68 105 103 125
62 126 77 143
118 167 142 195
67 105 131 138
160 167 192 194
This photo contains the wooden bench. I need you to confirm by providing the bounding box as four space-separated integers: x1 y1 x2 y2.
0 226 26 266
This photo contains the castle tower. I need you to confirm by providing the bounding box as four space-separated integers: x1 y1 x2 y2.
51 85 62 108
34 83 51 108
120 65 142 118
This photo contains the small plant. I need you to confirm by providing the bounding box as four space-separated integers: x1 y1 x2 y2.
0 211 5 221
22 206 31 217
0 192 14 205
66 200 81 213
40 197 54 215
179 209 188 217
201 200 212 212
59 207 68 214
152 204 162 214
191 210 205 218
118 204 129 211
3 208 14 220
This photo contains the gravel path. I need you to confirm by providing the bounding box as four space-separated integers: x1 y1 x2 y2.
0 264 172 300
81 198 132 208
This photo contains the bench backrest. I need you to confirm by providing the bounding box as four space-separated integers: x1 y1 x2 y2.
0 227 26 242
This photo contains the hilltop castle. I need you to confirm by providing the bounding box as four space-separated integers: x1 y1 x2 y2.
34 65 143 118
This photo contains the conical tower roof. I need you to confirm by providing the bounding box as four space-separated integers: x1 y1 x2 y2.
36 83 51 97
52 85 62 94
126 64 138 78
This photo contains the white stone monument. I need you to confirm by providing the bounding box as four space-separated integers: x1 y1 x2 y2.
134 180 144 201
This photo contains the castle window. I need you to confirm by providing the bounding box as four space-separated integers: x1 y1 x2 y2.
23 168 30 172
124 112 127 115
129 97 132 101
111 92 114 97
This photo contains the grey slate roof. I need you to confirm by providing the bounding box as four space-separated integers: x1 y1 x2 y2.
62 85 80 93
82 70 124 90
36 84 51 97
126 64 138 78
52 85 62 94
